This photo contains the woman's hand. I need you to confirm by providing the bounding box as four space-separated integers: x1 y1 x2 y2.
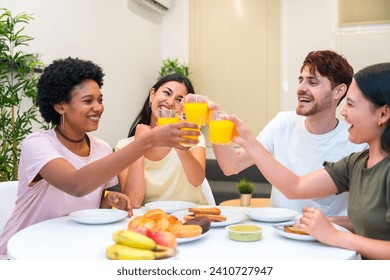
101 191 133 216
296 206 338 244
223 115 257 147
135 124 152 139
148 122 200 149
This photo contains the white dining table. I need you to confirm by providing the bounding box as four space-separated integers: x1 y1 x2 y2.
7 206 357 260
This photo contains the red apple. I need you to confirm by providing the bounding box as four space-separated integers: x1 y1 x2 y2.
151 230 177 249
129 226 154 239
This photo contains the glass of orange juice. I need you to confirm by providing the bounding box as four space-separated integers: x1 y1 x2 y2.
209 111 235 145
183 95 209 127
177 112 200 147
157 109 180 126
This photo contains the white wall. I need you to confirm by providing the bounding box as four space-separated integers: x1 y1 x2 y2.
2 0 189 147
281 0 390 112
161 0 189 63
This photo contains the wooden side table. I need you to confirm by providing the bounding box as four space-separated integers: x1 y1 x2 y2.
219 198 270 207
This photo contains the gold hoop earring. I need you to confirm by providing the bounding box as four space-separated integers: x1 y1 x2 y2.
61 114 65 130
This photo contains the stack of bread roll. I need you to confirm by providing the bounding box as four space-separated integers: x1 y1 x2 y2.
184 207 227 222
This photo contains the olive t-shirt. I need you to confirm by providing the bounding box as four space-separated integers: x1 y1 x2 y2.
323 149 390 243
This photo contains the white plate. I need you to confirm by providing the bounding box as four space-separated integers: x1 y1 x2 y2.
274 223 351 241
171 209 246 227
177 231 209 243
144 201 197 214
244 207 298 222
69 209 128 224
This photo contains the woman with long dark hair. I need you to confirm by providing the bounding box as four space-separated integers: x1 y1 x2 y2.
115 74 208 207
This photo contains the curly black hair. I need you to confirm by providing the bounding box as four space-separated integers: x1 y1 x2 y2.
36 57 105 125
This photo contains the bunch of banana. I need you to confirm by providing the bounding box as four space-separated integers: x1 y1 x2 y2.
106 229 176 260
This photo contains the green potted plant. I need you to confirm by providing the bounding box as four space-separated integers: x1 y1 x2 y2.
158 58 188 79
236 178 255 206
0 8 45 182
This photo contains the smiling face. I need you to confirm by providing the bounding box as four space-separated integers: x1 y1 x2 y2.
340 79 384 145
58 79 104 136
149 81 188 126
296 66 337 117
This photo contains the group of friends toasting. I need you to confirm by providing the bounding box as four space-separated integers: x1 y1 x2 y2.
1 50 390 260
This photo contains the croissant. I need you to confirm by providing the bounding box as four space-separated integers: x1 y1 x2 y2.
128 209 183 233
157 215 183 232
143 209 169 219
127 216 159 232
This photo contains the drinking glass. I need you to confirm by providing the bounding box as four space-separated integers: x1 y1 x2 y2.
157 109 180 126
177 111 200 147
209 111 235 145
183 95 209 127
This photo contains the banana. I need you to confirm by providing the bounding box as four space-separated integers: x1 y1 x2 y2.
106 244 175 260
112 229 169 251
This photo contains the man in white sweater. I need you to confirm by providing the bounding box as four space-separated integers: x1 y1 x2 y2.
213 50 367 228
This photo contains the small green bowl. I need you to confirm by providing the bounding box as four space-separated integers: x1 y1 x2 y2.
226 224 262 242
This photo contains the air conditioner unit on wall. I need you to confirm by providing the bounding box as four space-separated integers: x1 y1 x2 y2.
133 0 171 14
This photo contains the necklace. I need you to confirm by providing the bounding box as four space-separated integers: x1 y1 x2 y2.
55 127 86 143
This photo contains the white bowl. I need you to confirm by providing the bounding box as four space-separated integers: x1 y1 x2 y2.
226 224 262 242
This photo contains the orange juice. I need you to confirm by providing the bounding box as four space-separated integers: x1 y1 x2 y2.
184 102 208 126
157 117 179 126
209 119 235 145
180 127 200 147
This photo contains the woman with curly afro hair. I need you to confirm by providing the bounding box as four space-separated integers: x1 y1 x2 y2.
0 57 200 258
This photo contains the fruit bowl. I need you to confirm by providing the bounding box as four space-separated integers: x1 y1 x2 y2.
226 224 262 242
